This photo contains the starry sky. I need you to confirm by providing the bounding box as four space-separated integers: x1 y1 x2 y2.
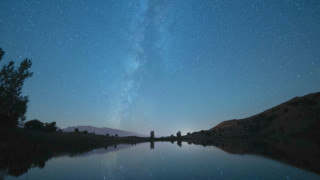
0 0 319 136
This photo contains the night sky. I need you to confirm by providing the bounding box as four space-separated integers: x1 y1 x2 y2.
0 0 319 136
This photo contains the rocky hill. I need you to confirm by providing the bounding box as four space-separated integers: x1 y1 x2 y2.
190 92 320 138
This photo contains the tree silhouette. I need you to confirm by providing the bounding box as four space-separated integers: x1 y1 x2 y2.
150 131 154 139
74 128 79 133
176 131 181 138
0 48 33 128
44 122 57 132
24 119 44 131
24 119 56 132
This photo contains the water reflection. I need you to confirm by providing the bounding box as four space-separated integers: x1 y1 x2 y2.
187 137 320 174
177 140 182 147
1 137 320 179
0 143 136 178
78 144 133 157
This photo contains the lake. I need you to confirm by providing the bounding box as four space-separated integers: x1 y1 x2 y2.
3 141 320 180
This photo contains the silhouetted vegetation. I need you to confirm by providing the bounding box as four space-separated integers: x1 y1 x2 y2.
24 119 57 133
44 122 57 133
150 131 154 139
24 119 44 131
0 48 33 128
75 128 79 133
176 131 181 138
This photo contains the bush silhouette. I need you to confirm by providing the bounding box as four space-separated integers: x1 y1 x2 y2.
24 119 44 131
44 122 57 132
24 119 56 132
74 128 79 133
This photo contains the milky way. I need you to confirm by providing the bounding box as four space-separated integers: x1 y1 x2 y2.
110 0 172 128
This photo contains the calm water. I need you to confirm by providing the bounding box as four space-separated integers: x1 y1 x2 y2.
4 142 320 180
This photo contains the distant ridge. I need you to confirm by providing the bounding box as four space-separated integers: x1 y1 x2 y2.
62 125 146 137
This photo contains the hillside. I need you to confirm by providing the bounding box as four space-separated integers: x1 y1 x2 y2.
63 125 146 137
190 92 320 138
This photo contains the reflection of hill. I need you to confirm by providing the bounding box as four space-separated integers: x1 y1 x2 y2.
187 137 320 175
